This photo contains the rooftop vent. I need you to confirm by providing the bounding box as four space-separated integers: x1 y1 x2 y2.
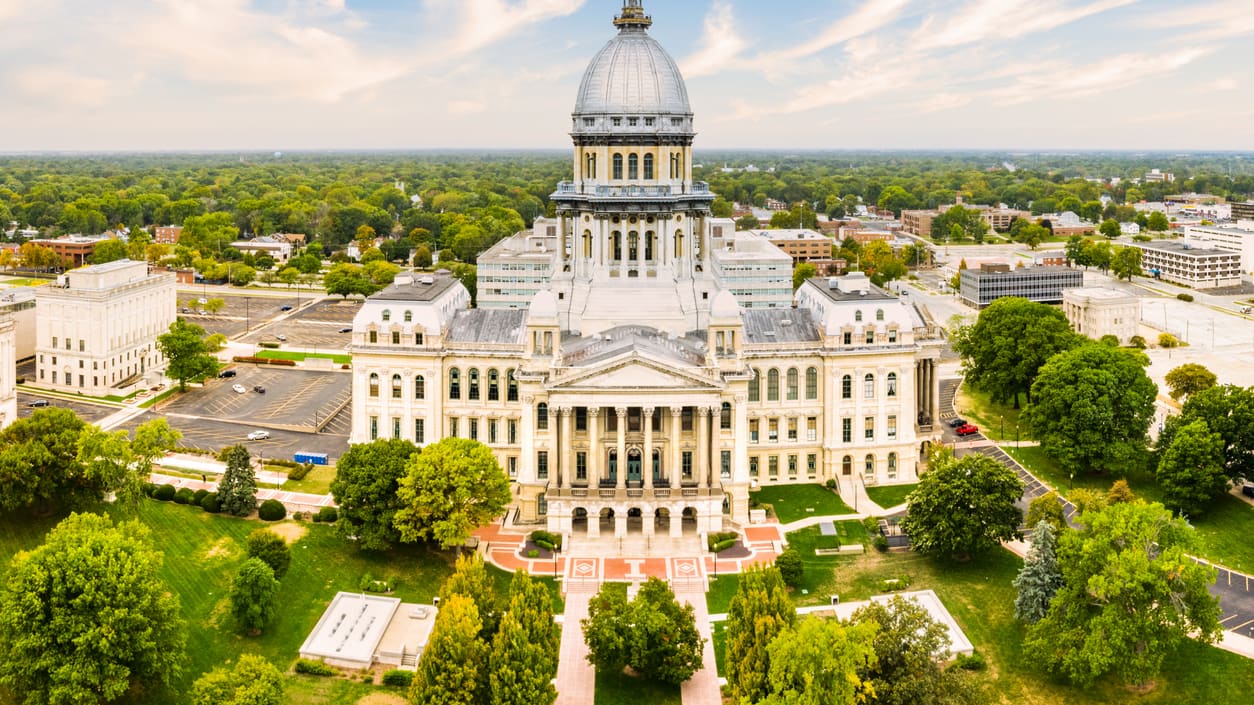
781 319 792 326
394 274 415 287
420 276 435 285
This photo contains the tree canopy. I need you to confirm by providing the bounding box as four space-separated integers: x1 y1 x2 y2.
157 318 219 392
758 617 877 705
394 438 511 550
725 565 796 704
852 596 980 705
899 450 1023 560
952 297 1080 408
191 654 284 705
0 407 88 513
1156 419 1228 517
217 444 257 517
330 438 417 551
582 578 705 686
1164 363 1217 401
1161 384 1254 484
412 594 488 705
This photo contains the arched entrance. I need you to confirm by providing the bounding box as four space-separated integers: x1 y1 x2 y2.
572 507 588 534
598 508 615 534
920 440 932 463
681 507 698 535
654 507 671 533
626 507 644 533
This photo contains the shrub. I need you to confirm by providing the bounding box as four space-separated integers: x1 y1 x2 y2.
776 548 803 587
1177 293 1194 302
1129 335 1147 349
257 499 286 521
258 341 281 349
381 669 413 687
246 528 291 579
1159 333 1181 348
200 492 222 513
879 575 911 592
526 549 539 558
153 484 176 501
824 478 837 489
706 531 738 551
535 539 555 551
358 573 395 593
529 530 562 550
193 488 209 505
315 506 338 523
294 659 336 676
712 539 738 553
862 516 880 534
951 650 987 671
173 488 195 505
873 534 889 552
286 463 313 481
143 482 157 497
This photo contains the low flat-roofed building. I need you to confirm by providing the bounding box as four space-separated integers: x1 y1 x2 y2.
743 229 832 263
28 235 113 268
959 263 1083 308
476 227 559 309
0 287 36 360
299 592 437 670
152 225 182 245
1232 201 1254 221
900 209 937 237
1134 240 1242 289
710 231 794 308
1062 287 1140 343
230 235 293 263
1184 223 1254 277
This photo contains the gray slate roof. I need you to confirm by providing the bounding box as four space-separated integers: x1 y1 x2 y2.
446 309 527 345
742 309 820 344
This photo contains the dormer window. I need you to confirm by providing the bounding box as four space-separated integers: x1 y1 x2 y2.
876 309 885 321
644 117 655 126
381 310 391 322
583 118 594 126
854 310 863 322
404 311 413 323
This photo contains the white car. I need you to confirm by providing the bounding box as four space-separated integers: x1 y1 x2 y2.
232 384 247 394
247 430 270 441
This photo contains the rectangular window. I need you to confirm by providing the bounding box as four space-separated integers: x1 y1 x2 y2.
721 450 732 479
749 419 759 444
865 416 875 440
392 417 401 439
768 419 779 442
888 330 897 343
392 331 401 345
414 419 425 444
807 454 817 478
807 417 818 442
79 374 84 387
79 340 84 352
866 330 875 344
787 418 798 442
682 451 693 479
788 455 797 479
52 336 57 348
369 330 378 343
768 455 779 479
576 452 587 481
507 456 517 478
682 407 693 432
537 451 549 480
575 407 587 432
508 419 518 445
750 456 759 478
415 333 425 346
469 418 479 441
888 415 897 440
843 332 852 345
488 419 498 444
448 417 458 438
369 416 378 440
842 418 852 443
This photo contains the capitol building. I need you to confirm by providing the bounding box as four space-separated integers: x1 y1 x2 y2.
350 1 943 540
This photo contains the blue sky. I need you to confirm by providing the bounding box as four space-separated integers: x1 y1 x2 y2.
0 0 1250 152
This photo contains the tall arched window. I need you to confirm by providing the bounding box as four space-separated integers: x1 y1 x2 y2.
583 230 592 258
865 454 875 477
855 310 863 322
369 373 379 398
748 368 760 402
842 455 852 475
786 368 799 401
391 374 402 399
612 153 623 180
414 375 425 400
585 152 597 179
767 369 780 401
468 368 481 400
507 369 519 402
381 310 391 322
876 309 885 321
806 367 818 400
628 232 638 260
645 231 654 260
403 311 412 323
628 153 639 180
612 231 622 260
537 403 549 431
487 369 500 401
643 154 654 179
720 401 732 429
887 372 898 397
841 375 852 400
888 452 898 477
674 230 684 257
448 368 460 400
864 373 875 399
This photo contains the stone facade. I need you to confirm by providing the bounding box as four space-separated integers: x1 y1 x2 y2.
1062 287 1140 344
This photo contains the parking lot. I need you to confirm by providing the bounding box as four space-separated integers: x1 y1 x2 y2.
237 297 360 351
177 291 305 339
158 367 351 432
118 410 349 463
15 390 117 424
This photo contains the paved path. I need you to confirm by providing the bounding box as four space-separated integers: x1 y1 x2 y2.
679 588 721 705
554 588 596 705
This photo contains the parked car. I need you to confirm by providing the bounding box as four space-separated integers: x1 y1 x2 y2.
955 424 980 436
253 385 266 394
247 430 270 441
218 369 237 378
947 417 968 428
181 307 191 314
1242 484 1254 499
339 327 352 333
28 399 50 408
279 305 293 311
276 334 286 342
232 384 246 394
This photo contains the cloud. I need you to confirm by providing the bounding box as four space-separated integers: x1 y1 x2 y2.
1199 77 1239 93
681 2 747 79
448 100 486 115
1139 0 1254 40
912 0 1139 52
753 0 910 73
990 48 1208 104
11 67 122 107
429 0 586 57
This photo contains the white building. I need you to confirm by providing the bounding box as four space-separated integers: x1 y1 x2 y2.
34 260 176 396
1134 241 1242 289
0 287 36 360
709 229 793 309
1184 223 1254 278
1062 287 1140 344
476 219 560 309
230 235 293 264
0 309 14 429
348 2 943 544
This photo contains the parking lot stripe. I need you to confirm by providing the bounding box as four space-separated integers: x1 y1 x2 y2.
1220 613 1240 624
1231 618 1254 633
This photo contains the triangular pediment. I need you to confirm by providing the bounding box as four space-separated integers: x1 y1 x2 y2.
551 355 721 391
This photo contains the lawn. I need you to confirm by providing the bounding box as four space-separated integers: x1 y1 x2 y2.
954 383 1027 442
282 464 337 495
782 523 869 604
750 484 854 523
864 483 916 510
257 350 352 365
595 669 682 705
0 500 562 705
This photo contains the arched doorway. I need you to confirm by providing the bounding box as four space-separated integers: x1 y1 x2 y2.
607 450 618 486
920 440 932 463
681 507 698 534
654 507 671 532
599 507 615 534
627 449 642 484
572 507 588 534
626 507 643 533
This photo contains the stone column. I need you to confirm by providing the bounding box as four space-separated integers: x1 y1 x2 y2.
588 407 600 487
697 407 710 488
616 406 627 490
518 396 535 484
931 360 941 426
615 511 627 538
643 407 654 489
670 407 683 485
732 395 748 483
560 407 573 489
670 508 683 537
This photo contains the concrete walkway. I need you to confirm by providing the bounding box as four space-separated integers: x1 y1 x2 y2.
679 588 721 705
554 588 596 705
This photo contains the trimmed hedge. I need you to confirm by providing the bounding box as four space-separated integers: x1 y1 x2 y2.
143 482 158 497
258 341 281 349
200 492 222 513
193 489 209 506
286 463 314 481
382 670 413 687
231 355 297 367
258 499 286 521
529 530 562 550
294 659 336 676
314 506 338 523
154 484 177 501
711 539 737 553
706 531 738 552
173 488 195 505
1177 293 1194 302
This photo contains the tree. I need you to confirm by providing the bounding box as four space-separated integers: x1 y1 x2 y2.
1065 235 1086 265
1013 521 1063 623
1022 344 1156 476
877 185 919 216
932 205 989 243
230 558 280 635
1147 211 1170 232
91 238 129 264
246 528 291 579
157 319 219 392
191 654 284 705
581 578 705 686
735 214 760 229
1016 222 1048 250
330 438 417 550
217 444 257 517
1107 478 1136 504
582 583 631 675
1098 218 1121 239
792 262 817 290
277 266 300 287
775 547 803 587
324 262 378 298
489 572 559 705
412 594 488 705
952 297 1080 408
440 553 500 639
1157 419 1227 517
899 450 1023 560
1164 363 1217 401
1024 501 1221 687
1164 384 1254 483
851 596 979 705
726 565 796 705
0 407 88 513
1024 491 1067 532
203 297 226 315
0 513 186 705
758 617 877 705
414 244 433 269
394 438 511 550
1110 246 1142 281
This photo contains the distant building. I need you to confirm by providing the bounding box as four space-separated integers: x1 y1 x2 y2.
959 263 1083 308
34 260 176 396
0 287 36 360
272 232 309 246
1181 223 1254 277
1062 287 1140 344
230 235 293 264
0 308 14 430
743 229 832 264
476 222 559 309
1040 212 1097 238
764 198 788 211
900 209 937 238
1134 240 1241 289
152 225 182 245
709 231 794 308
1144 169 1175 183
27 235 114 268
1232 201 1254 222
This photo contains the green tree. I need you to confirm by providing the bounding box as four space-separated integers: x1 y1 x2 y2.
759 617 877 705
414 244 433 269
90 238 129 264
1110 246 1142 281
230 558 279 635
1107 478 1137 504
877 185 919 216
1016 222 1049 250
203 297 226 315
582 583 631 675
581 578 705 686
1164 363 1217 401
1098 218 1121 239
952 297 1080 407
1013 521 1063 623
324 262 378 298
792 262 817 290
277 266 300 287
852 596 979 705
1064 235 1086 265
735 214 760 229
290 252 322 274
440 553 500 639
899 450 1023 560
1024 491 1067 532
1147 211 1170 232
245 528 291 579
1156 419 1227 517
1163 384 1254 483
726 565 797 704
330 438 417 551
394 438 511 550
217 444 257 517
711 197 734 218
191 654 284 705
775 547 803 587
489 572 559 705
411 594 488 705
1024 501 1221 687
0 407 88 513
157 319 219 392
1023 344 1156 475
0 513 186 705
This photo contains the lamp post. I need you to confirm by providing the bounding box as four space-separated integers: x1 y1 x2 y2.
1000 415 1004 442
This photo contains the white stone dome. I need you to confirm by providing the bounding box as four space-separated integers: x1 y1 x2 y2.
528 289 559 322
710 289 741 321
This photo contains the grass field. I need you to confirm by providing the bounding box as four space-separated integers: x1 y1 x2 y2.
595 670 682 705
257 350 352 365
0 501 560 705
864 483 916 510
783 523 869 603
954 384 1026 442
282 464 337 494
750 484 854 523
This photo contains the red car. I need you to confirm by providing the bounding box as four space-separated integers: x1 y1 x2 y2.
955 424 980 436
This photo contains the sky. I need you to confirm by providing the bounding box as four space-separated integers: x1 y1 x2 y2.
0 0 1251 152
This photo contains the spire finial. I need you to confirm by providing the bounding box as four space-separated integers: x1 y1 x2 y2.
614 0 651 30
